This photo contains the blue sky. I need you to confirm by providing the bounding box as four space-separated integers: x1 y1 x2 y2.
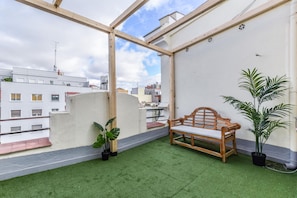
0 0 206 91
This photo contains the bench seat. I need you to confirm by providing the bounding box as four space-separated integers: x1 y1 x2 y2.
171 126 232 139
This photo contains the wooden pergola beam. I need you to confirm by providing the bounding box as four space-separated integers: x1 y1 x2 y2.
108 31 117 122
115 30 172 56
110 0 149 29
146 0 225 44
172 0 290 53
16 0 111 33
16 0 172 56
53 0 62 8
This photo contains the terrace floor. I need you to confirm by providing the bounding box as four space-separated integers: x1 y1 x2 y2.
1 136 297 197
0 127 168 181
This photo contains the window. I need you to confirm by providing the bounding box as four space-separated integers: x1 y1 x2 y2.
51 94 59 101
32 124 42 130
52 108 59 112
11 110 21 118
11 126 21 132
29 79 36 83
32 94 42 101
37 80 44 84
16 78 24 82
11 93 21 101
32 109 42 116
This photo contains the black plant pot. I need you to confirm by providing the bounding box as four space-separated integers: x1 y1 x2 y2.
101 150 110 161
251 152 266 166
110 151 118 156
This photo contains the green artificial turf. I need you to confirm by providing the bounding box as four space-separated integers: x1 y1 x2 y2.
1 136 297 198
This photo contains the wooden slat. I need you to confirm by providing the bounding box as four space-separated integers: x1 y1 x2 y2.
169 55 175 119
172 0 290 53
110 0 148 28
16 0 111 33
146 0 225 44
53 0 62 8
114 29 172 56
108 31 117 126
16 0 172 56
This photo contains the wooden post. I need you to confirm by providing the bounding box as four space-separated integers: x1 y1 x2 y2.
169 54 175 119
108 31 117 127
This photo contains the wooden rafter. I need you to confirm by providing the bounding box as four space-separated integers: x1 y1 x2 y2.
115 30 172 56
16 0 172 56
146 0 225 44
172 0 290 53
16 0 111 33
53 0 62 8
110 0 148 29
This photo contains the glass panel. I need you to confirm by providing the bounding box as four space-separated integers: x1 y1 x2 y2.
11 126 21 132
32 124 42 130
32 109 42 116
11 110 21 117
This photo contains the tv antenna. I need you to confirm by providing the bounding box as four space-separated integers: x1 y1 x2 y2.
53 41 59 71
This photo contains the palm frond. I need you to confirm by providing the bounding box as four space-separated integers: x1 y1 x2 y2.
259 75 289 104
239 68 265 98
222 67 291 154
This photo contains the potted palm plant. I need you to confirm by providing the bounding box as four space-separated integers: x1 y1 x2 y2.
222 68 291 166
93 117 120 160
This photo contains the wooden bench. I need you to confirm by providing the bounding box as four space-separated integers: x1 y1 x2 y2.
168 107 241 162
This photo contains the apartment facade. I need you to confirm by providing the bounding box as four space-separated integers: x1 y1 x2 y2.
0 67 97 144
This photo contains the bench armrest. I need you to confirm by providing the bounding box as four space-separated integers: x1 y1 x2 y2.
168 118 184 127
221 123 241 137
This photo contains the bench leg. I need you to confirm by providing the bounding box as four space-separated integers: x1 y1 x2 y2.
182 134 186 142
170 130 173 144
233 136 237 155
221 140 226 163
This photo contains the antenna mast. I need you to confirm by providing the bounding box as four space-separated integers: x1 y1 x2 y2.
53 41 59 71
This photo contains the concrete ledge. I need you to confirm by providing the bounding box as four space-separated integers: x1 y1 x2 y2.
0 127 168 181
236 138 291 163
0 138 52 155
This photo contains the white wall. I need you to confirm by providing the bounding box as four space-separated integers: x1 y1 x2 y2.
0 81 96 143
169 0 270 49
161 1 294 149
51 92 147 150
0 92 148 159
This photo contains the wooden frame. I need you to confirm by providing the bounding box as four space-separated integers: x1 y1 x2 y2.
15 0 291 127
172 0 290 53
146 0 225 44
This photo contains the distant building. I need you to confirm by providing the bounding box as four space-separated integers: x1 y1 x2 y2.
0 67 98 144
117 88 128 94
100 75 108 90
131 82 161 104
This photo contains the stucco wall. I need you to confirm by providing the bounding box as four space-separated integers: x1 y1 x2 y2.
162 1 295 150
0 92 148 159
169 0 271 49
51 92 147 150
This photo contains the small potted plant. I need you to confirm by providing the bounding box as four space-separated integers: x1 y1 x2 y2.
222 68 291 166
93 117 120 160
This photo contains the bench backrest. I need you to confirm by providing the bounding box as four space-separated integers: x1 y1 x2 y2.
183 107 230 130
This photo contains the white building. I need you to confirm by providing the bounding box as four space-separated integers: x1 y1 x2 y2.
0 67 98 144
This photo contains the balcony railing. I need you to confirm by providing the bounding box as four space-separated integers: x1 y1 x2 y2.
0 116 50 144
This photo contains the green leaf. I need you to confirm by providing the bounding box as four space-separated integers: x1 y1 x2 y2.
93 122 104 132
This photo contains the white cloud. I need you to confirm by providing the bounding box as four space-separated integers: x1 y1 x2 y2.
144 0 171 11
0 0 204 92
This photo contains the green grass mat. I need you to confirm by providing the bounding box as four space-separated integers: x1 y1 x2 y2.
1 136 296 198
